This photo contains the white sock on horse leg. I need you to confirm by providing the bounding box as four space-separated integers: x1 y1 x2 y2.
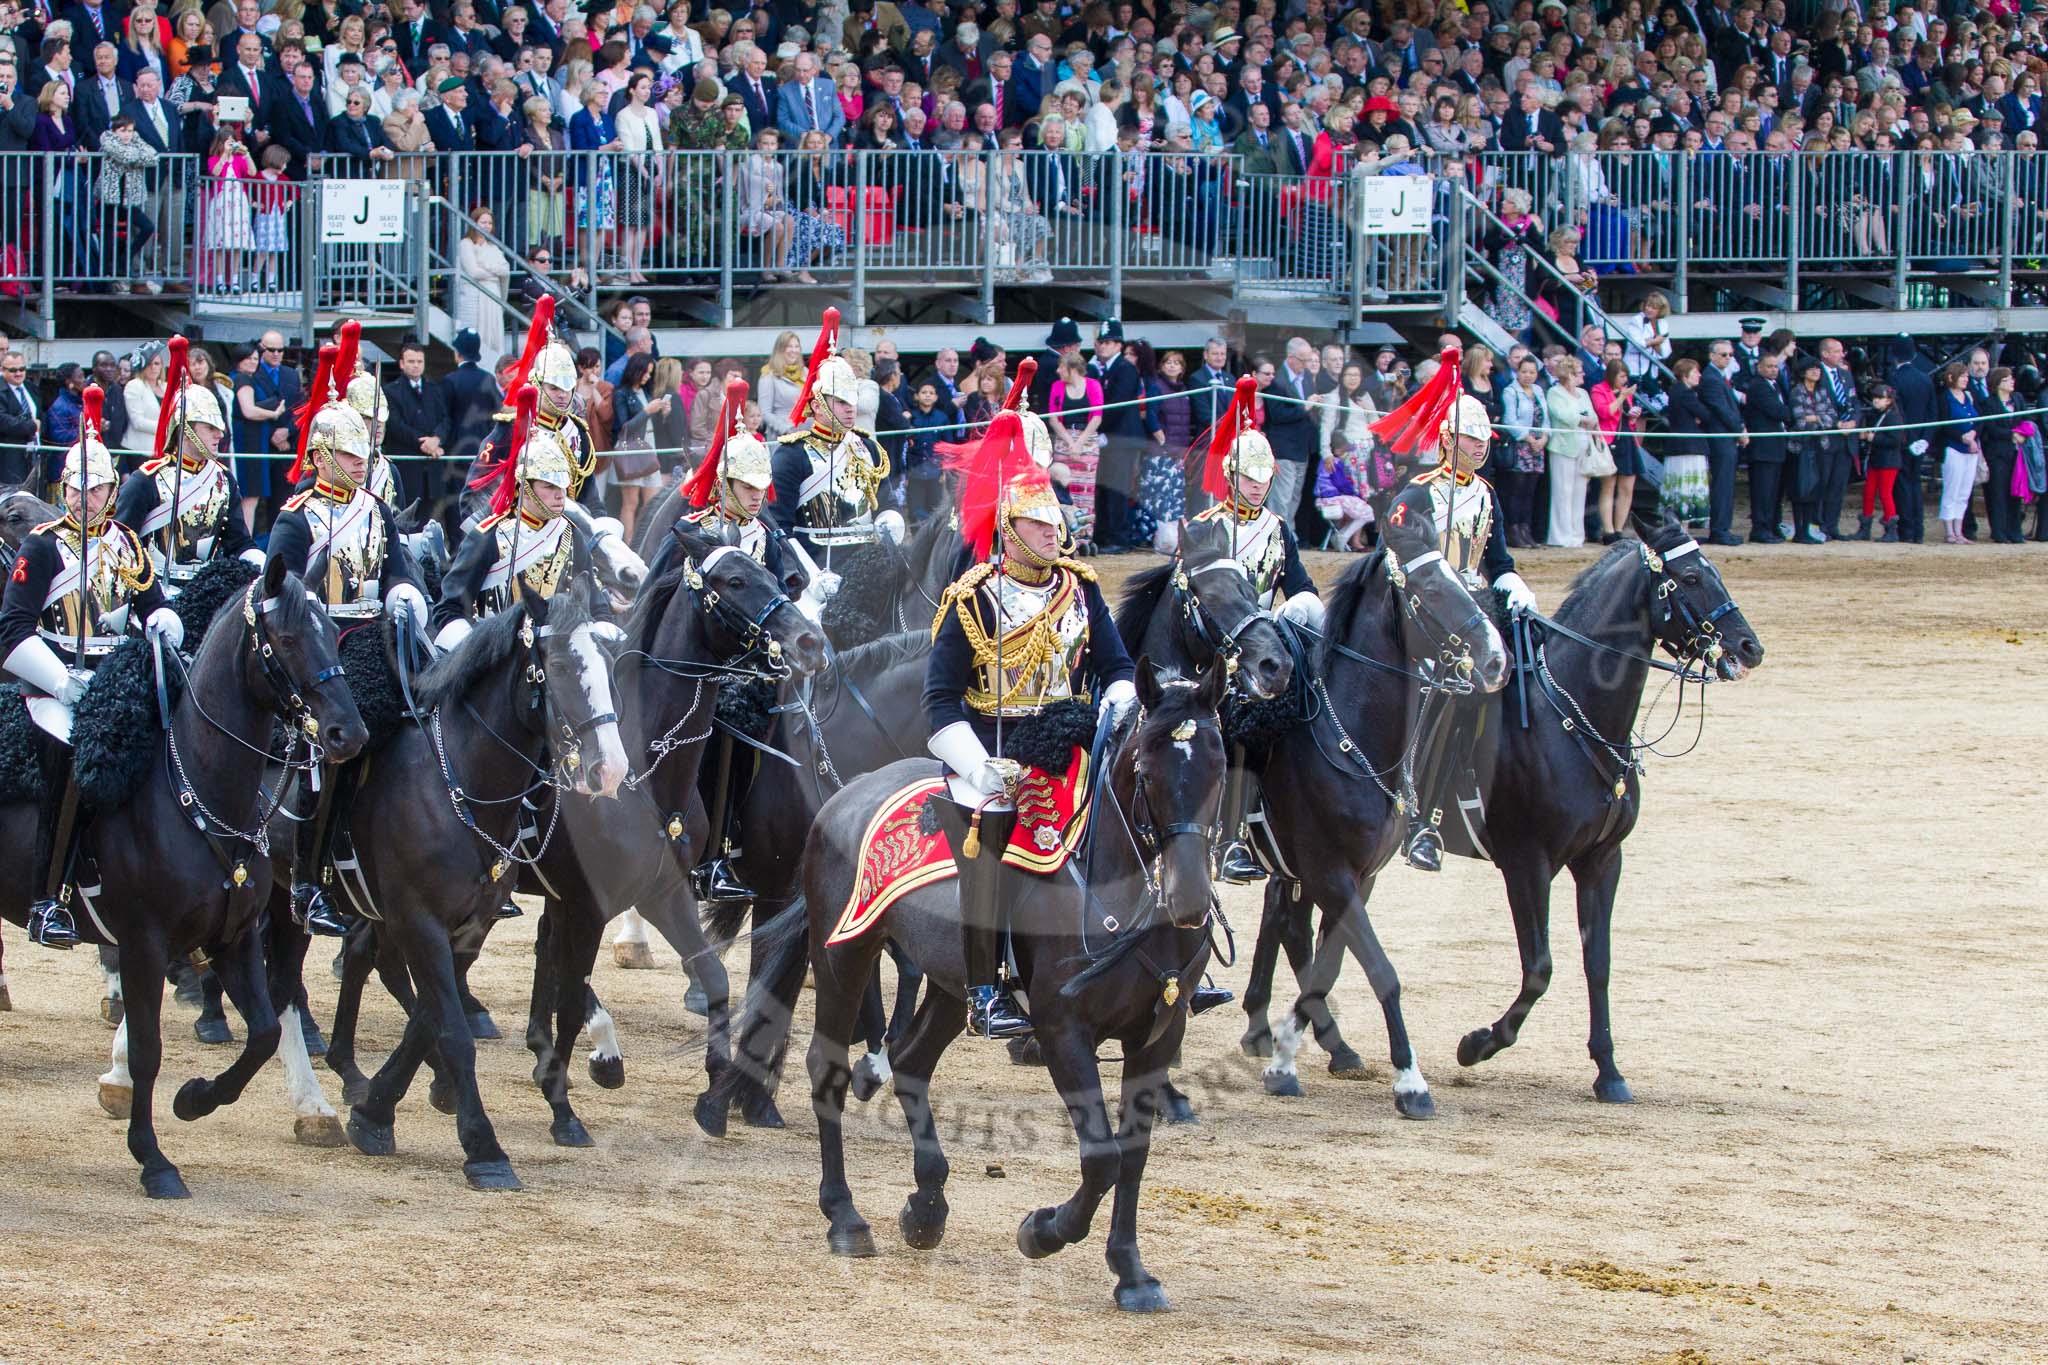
613 909 649 946
586 1003 621 1063
1263 1012 1304 1080
277 1005 336 1118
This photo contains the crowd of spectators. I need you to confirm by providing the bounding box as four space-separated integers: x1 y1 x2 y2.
0 311 2041 558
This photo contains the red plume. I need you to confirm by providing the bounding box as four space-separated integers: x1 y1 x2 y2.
1001 357 1037 410
337 319 362 388
948 410 1040 562
1369 346 1463 459
288 343 339 485
505 295 556 405
679 377 749 509
149 335 191 471
933 357 1039 467
1198 376 1262 502
786 306 840 432
80 384 105 448
471 385 540 519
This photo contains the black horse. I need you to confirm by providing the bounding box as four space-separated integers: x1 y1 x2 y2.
336 576 629 1189
0 558 367 1196
1236 538 1511 1116
1448 517 1763 1100
709 659 1232 1312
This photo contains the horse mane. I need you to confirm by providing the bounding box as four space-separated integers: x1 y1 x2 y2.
906 502 954 568
833 628 927 676
1112 561 1175 650
1552 538 1642 631
626 551 692 657
1316 547 1389 669
414 603 531 710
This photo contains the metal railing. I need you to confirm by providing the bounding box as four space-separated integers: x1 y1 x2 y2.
0 149 198 325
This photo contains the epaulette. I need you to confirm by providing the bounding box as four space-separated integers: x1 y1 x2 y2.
775 429 811 446
477 510 508 533
932 561 993 638
282 489 316 513
1055 556 1097 582
31 517 62 535
1412 466 1448 484
1192 502 1230 523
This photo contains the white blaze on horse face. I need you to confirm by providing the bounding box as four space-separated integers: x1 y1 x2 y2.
586 1002 621 1064
568 621 628 799
594 532 648 592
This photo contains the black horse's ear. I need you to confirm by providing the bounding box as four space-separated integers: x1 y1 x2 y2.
1625 508 1666 543
394 498 424 534
1135 655 1162 713
263 552 287 599
520 580 550 627
671 525 716 562
1194 658 1227 712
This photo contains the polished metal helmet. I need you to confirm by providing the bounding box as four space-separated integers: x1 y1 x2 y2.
1000 469 1064 530
1018 408 1054 468
61 432 118 491
1228 428 1277 485
346 369 389 426
309 400 373 471
811 353 861 411
519 424 576 495
721 428 773 494
173 381 228 436
1439 392 1494 452
531 339 578 410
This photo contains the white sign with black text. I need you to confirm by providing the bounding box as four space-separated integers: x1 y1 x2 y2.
320 180 407 244
1357 176 1433 236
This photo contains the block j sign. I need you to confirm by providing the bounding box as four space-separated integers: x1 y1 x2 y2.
1358 177 1433 236
320 181 408 244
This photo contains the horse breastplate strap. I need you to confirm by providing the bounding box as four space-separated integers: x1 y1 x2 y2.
965 570 1089 717
310 491 387 617
482 515 571 613
1429 479 1493 587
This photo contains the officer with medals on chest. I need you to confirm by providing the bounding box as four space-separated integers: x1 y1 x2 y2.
767 306 903 568
924 409 1137 1040
431 388 593 649
114 334 265 590
266 341 431 935
1373 351 1538 872
0 386 181 947
672 375 803 904
1192 376 1327 884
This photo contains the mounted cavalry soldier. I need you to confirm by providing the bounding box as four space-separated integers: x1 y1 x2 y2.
460 298 602 531
1370 349 1538 873
925 409 1136 1039
115 334 265 588
1193 376 1326 884
768 306 902 567
673 374 806 904
267 339 431 936
1 386 181 948
432 388 594 650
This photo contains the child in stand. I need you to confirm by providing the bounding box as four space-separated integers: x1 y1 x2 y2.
903 378 954 526
1314 431 1376 550
202 127 256 292
1861 384 1905 542
250 144 293 294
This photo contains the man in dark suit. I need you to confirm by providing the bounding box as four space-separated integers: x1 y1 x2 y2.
383 341 452 512
270 60 327 180
217 32 274 139
724 44 775 132
1274 101 1315 175
1187 337 1235 442
1739 351 1791 542
73 40 127 149
964 48 1025 129
393 0 445 72
60 0 120 51
1030 316 1082 416
1089 320 1145 552
1260 338 1320 532
1698 339 1747 543
26 35 74 102
1885 334 1935 544
0 350 40 487
424 77 475 152
439 329 502 531
123 70 176 156
1497 88 1562 154
0 55 39 151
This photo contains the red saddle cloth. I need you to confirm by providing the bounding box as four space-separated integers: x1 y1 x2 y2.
826 748 1091 946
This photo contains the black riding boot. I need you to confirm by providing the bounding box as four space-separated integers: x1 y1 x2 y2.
290 769 353 938
1403 696 1477 874
694 733 756 904
28 740 82 949
1214 745 1266 885
930 795 1029 1039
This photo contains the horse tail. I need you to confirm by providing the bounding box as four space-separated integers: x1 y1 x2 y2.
696 897 810 1131
702 894 755 950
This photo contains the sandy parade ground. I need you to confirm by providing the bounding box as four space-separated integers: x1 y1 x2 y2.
0 540 2043 1364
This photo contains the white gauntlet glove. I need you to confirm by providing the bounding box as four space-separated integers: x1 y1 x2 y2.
6 636 86 703
1103 678 1138 723
875 510 906 544
432 617 474 652
145 605 185 652
929 720 1003 802
1495 571 1537 615
1279 590 1325 629
384 582 430 633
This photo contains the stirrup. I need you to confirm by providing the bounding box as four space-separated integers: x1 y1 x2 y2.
27 897 79 950
1189 980 1234 1016
1403 827 1443 873
495 901 524 920
1216 840 1267 884
967 984 1033 1040
693 856 755 904
292 883 354 938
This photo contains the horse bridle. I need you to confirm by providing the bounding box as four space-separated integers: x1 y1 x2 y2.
244 583 349 745
1175 558 1274 682
681 546 798 678
515 609 618 785
1385 550 1490 695
1642 539 1740 674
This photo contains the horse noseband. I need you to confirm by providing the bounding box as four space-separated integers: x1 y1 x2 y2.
685 555 795 672
1641 543 1739 671
246 586 344 739
1177 562 1273 682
